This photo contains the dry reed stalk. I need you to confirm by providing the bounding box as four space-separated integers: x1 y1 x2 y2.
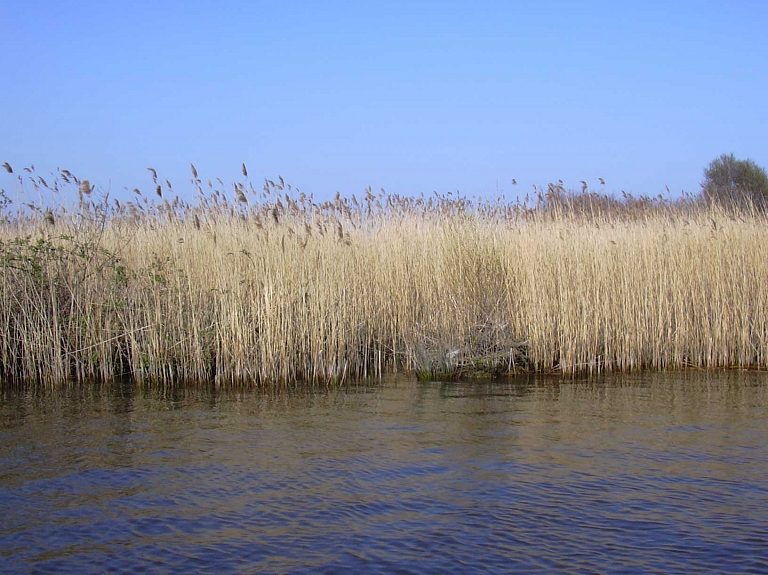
2 169 768 386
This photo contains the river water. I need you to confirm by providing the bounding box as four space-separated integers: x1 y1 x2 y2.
1 372 767 574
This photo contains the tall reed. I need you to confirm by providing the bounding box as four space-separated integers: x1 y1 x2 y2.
1 165 767 385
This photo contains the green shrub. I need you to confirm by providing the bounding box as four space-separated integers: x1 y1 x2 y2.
702 153 768 211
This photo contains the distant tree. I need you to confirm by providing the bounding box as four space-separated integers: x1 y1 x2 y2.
702 153 768 211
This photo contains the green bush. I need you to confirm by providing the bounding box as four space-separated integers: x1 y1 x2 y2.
702 153 768 211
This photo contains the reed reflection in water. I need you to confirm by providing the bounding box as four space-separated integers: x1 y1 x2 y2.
1 372 767 574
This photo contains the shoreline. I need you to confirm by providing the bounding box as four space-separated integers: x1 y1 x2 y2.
2 172 767 386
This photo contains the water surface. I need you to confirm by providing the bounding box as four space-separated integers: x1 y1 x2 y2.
1 372 767 574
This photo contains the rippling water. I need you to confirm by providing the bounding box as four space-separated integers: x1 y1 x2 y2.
1 372 768 574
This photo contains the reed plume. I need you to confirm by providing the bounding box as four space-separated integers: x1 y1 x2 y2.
1 164 767 386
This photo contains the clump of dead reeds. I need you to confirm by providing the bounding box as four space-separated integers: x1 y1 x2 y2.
1 163 767 386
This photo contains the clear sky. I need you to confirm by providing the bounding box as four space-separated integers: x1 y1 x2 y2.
2 0 767 204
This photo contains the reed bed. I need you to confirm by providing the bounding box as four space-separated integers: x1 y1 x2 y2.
1 164 767 385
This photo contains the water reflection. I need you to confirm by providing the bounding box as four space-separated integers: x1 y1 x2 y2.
1 372 767 574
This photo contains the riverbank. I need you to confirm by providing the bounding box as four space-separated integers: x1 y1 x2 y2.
2 168 767 385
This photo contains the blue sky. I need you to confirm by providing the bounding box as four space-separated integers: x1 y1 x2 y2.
2 0 767 204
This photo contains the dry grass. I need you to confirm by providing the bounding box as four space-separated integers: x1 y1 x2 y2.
1 164 767 385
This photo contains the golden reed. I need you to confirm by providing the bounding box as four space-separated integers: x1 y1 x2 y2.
1 164 767 385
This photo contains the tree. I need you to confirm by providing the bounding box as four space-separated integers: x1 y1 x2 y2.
702 153 768 211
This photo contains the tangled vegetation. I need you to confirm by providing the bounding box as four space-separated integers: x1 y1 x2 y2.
1 162 767 385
